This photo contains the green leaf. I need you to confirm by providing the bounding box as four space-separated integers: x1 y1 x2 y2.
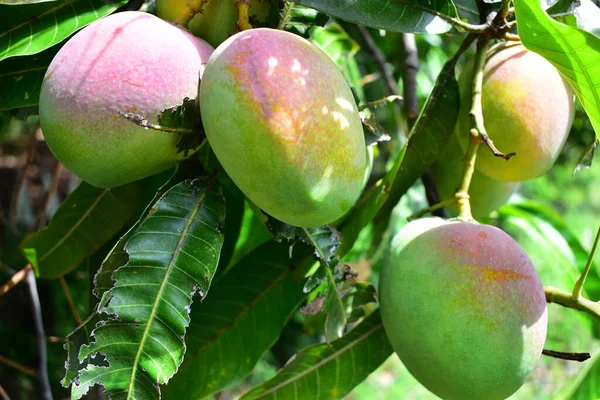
241 311 393 400
62 311 103 387
162 240 312 400
453 0 479 23
0 0 126 62
374 58 460 225
0 44 58 110
310 24 365 102
20 179 147 279
71 179 225 399
293 0 457 34
554 350 600 399
514 0 600 139
279 2 329 37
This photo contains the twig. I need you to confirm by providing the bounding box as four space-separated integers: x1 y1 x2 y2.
545 285 600 320
0 354 36 377
25 270 53 400
173 0 208 26
0 264 32 297
357 25 401 98
542 349 591 362
235 0 253 31
572 225 600 300
400 33 419 128
118 111 194 134
408 198 455 221
504 32 520 41
36 162 63 229
0 384 9 400
59 276 83 326
480 133 516 160
10 132 36 227
358 95 403 111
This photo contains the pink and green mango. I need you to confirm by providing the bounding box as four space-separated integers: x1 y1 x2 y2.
199 28 366 227
380 218 548 400
39 12 214 188
456 42 574 181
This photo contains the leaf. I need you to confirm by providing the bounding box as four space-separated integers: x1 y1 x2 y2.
0 43 58 110
161 240 312 400
241 310 393 400
279 2 329 37
0 0 126 62
322 262 347 342
157 97 206 156
554 350 600 399
62 311 104 387
453 0 480 23
293 0 457 34
71 179 225 399
497 201 600 300
310 24 365 102
514 0 600 140
20 179 147 279
382 60 460 214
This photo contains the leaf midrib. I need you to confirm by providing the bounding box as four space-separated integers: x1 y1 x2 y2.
37 189 109 263
126 188 207 399
251 322 384 399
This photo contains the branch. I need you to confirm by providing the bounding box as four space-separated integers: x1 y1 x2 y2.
572 225 600 299
542 349 591 362
0 264 32 297
36 162 63 229
59 276 83 326
357 25 401 98
0 384 9 400
545 285 600 320
25 270 52 400
0 354 36 377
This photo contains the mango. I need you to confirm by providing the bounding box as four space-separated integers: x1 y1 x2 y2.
199 28 366 227
456 42 574 181
380 217 548 400
430 133 520 218
39 12 214 188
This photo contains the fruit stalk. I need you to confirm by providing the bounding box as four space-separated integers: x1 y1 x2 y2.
456 37 490 221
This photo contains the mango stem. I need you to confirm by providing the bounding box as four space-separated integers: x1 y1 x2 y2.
235 0 253 31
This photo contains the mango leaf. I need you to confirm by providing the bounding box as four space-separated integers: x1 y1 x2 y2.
279 2 328 37
70 178 225 399
497 201 600 300
293 0 457 34
161 240 312 400
310 24 365 102
0 44 58 110
20 179 147 279
0 0 125 62
554 350 600 400
62 311 103 387
453 0 479 23
514 0 600 139
241 310 393 400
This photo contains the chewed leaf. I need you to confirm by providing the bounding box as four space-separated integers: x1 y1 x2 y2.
71 179 225 399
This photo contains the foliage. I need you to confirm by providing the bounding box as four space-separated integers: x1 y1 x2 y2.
1 0 600 399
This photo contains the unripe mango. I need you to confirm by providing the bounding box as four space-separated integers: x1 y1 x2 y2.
457 42 574 181
380 218 548 400
200 28 366 227
39 12 214 188
156 0 272 48
430 133 519 218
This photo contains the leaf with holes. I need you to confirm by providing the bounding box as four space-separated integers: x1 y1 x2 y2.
70 179 225 399
20 179 148 279
294 0 457 34
241 311 393 400
161 240 312 400
514 0 600 139
0 0 125 62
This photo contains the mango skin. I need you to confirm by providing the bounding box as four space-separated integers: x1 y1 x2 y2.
200 28 366 227
156 0 271 48
430 133 520 218
380 218 548 400
39 12 214 188
457 42 575 181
